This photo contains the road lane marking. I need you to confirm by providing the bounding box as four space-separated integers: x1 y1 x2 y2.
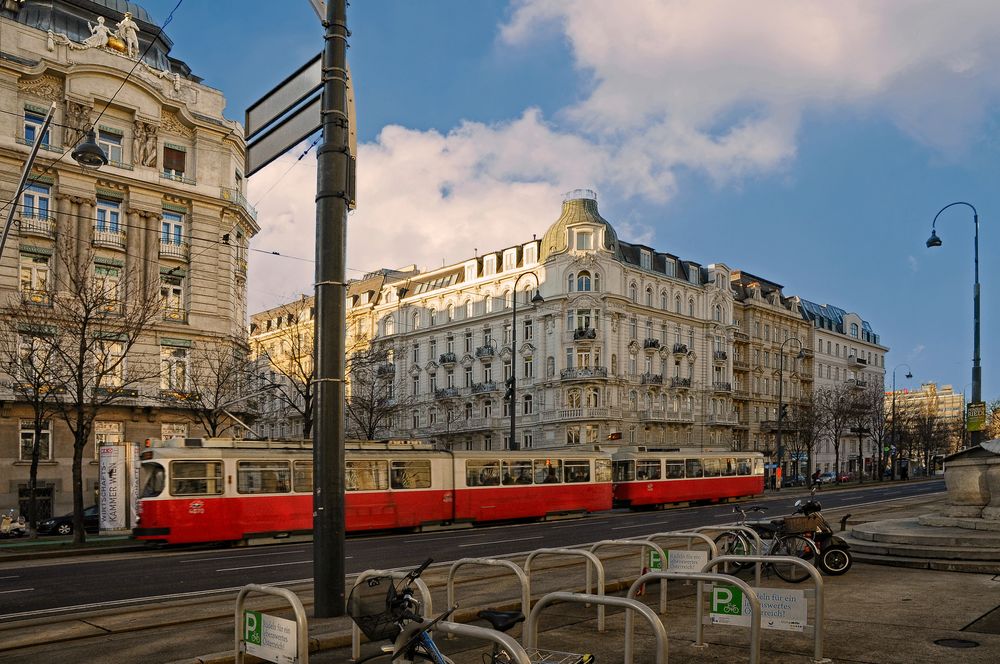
0 575 20 580
217 559 317 572
0 588 33 594
459 536 542 548
181 549 310 563
552 520 608 529
403 533 486 543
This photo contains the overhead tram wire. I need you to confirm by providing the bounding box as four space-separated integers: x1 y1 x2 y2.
250 134 321 209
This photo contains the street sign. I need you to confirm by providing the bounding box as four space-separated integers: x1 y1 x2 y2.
709 585 806 632
246 94 322 177
243 610 298 664
967 402 986 432
246 53 322 141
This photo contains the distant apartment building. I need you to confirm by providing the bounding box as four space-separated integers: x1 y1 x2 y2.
0 1 258 517
886 382 966 455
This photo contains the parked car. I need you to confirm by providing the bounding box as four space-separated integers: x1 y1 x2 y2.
37 505 99 536
814 472 838 485
782 475 807 487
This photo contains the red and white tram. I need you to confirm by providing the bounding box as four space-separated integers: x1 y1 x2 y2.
611 450 765 508
133 438 614 545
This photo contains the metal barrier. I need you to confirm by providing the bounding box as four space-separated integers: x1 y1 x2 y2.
524 548 606 631
408 619 533 664
235 584 309 664
350 569 434 662
625 571 761 664
446 558 530 638
703 555 830 664
526 591 668 664
689 525 766 586
588 539 668 614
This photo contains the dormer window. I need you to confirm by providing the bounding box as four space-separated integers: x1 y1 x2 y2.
464 262 477 281
664 259 675 277
640 250 651 270
483 255 496 275
503 249 517 271
575 231 593 250
523 244 537 265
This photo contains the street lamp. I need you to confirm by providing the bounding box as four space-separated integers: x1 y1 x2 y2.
890 363 913 481
776 336 804 489
926 201 983 446
506 272 543 450
71 128 109 169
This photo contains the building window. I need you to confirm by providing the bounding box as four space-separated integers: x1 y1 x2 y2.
483 400 493 418
688 299 695 317
523 394 533 415
465 300 474 318
483 255 496 275
674 295 681 313
576 231 593 250
412 376 420 395
503 250 517 271
19 253 50 298
384 316 394 335
95 338 125 387
523 357 533 379
94 265 121 307
577 271 591 292
23 110 50 147
640 250 651 270
160 346 188 390
464 366 473 387
630 283 638 302
850 323 859 338
464 331 473 353
162 212 184 245
160 274 185 321
714 305 722 322
412 311 421 330
483 363 493 383
502 359 512 381
162 145 187 180
96 198 121 233
429 309 437 326
22 183 50 219
567 427 581 445
523 244 537 264
446 370 455 388
19 419 52 461
98 128 123 164
94 421 124 457
524 319 533 341
522 432 533 449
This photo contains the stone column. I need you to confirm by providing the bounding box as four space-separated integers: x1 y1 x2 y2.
125 208 143 291
54 194 74 285
75 196 94 264
144 211 161 295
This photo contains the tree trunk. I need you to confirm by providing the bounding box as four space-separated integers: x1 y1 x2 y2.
27 420 43 537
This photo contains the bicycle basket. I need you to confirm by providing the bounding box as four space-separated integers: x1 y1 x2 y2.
782 514 821 533
347 575 403 642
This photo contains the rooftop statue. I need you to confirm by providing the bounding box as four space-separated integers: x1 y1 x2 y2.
82 16 111 48
116 12 140 59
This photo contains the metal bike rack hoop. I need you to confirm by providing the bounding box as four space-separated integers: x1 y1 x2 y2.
524 548 606 632
235 584 309 664
525 591 668 664
446 558 530 638
430 619 533 664
689 524 766 586
589 539 668 614
350 569 434 662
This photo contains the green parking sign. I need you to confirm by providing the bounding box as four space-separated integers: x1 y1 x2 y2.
710 584 748 626
649 550 662 570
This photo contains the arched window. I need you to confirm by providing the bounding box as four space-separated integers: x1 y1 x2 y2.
661 291 668 310
447 304 455 321
522 394 532 415
429 308 437 326
628 390 637 411
714 304 722 322
577 271 591 292
611 354 617 375
411 311 421 330
567 389 581 408
593 272 601 292
850 323 859 338
465 299 474 318
645 286 653 307
585 387 599 407
384 316 394 336
483 400 493 417
629 282 638 302
674 294 682 313
503 290 513 309
546 356 555 377
465 402 473 419
645 320 653 338
485 294 494 313
688 299 695 317
567 273 575 292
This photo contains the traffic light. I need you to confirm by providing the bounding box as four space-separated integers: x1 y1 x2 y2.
503 377 515 401
779 404 789 420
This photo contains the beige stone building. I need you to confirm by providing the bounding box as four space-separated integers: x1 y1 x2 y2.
886 382 965 457
0 1 258 517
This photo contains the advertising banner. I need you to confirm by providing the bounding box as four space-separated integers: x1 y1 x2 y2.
99 444 127 531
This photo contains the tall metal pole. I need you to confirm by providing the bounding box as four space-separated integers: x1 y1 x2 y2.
314 0 349 618
891 370 897 480
1 102 56 259
775 336 801 489
509 288 518 451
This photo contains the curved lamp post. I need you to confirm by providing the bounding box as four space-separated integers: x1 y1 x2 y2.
926 202 982 446
506 272 543 450
776 336 804 488
890 363 913 480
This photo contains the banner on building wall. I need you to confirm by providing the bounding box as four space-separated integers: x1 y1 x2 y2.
99 442 140 533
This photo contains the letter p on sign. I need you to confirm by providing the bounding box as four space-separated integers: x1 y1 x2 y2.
244 610 262 646
712 585 744 615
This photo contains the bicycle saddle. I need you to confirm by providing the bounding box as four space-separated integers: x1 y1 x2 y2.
477 609 525 633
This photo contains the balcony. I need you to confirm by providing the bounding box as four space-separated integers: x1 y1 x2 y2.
18 214 54 238
159 240 190 260
573 327 597 341
471 381 498 394
93 227 126 249
733 388 750 400
439 352 457 367
643 338 660 350
733 359 750 371
560 366 608 380
235 257 248 277
848 378 867 389
849 355 868 366
670 377 691 388
21 289 52 306
159 388 199 401
162 308 188 323
475 345 495 359
760 419 798 433
640 373 663 385
160 170 196 186
541 406 622 422
713 350 728 362
640 409 695 423
672 343 688 354
221 187 258 221
376 363 396 377
733 331 750 343
706 412 739 425
434 387 460 399
713 381 732 393
93 385 139 398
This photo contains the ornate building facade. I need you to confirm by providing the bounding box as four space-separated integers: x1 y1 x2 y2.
0 0 258 516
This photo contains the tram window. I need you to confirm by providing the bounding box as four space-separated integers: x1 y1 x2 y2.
564 460 591 483
613 460 635 482
737 458 751 475
636 459 661 480
466 460 501 486
753 458 764 475
140 463 165 497
170 461 223 495
665 461 685 479
347 460 388 491
685 459 704 478
535 459 562 484
503 459 533 485
595 459 612 483
293 461 313 492
238 461 291 494
702 458 721 477
390 460 431 489
722 458 737 476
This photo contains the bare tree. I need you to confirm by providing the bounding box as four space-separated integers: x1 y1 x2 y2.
36 243 161 543
345 341 409 440
789 391 823 486
986 398 1000 441
817 384 855 481
0 314 63 535
253 304 315 439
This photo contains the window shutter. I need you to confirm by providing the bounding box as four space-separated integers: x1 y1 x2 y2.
163 146 186 173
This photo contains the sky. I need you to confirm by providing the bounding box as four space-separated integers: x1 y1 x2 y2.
143 0 999 403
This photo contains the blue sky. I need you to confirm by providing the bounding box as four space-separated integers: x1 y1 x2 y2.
144 0 998 403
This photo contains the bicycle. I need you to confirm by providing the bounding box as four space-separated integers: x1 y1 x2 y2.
347 558 595 664
714 504 817 583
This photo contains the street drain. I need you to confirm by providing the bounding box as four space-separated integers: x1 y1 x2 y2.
934 638 980 649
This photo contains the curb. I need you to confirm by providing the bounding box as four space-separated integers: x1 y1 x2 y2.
0 543 146 562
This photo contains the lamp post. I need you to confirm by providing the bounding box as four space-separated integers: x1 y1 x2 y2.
926 201 983 446
890 364 913 481
775 336 804 489
506 272 543 450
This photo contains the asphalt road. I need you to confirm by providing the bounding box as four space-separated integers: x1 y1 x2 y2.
0 479 944 621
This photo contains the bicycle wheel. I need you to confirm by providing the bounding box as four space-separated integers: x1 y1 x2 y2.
771 535 816 583
714 531 754 570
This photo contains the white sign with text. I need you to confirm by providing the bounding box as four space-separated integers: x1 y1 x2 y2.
709 585 807 632
244 610 297 664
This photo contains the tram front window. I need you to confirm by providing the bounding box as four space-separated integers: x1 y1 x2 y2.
140 463 165 498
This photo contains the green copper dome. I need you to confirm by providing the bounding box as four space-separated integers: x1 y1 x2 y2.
539 189 620 262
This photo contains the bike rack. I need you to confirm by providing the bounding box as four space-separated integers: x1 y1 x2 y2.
524 548 606 632
234 584 309 664
525 591 668 664
588 539 668 614
703 555 830 664
399 618 533 664
689 525 766 586
446 558 530 638
625 571 761 664
350 569 434 662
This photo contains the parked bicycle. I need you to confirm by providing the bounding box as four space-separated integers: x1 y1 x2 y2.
347 558 594 663
714 505 818 583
